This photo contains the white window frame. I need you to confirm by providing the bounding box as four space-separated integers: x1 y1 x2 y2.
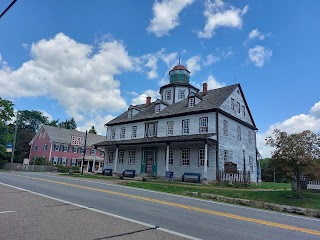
54 144 60 151
53 157 59 165
100 150 105 156
108 150 114 164
169 149 173 165
155 104 160 113
199 117 208 133
111 128 116 140
178 89 185 99
61 157 67 166
145 122 157 137
118 150 124 164
72 146 78 153
128 109 133 118
129 150 135 164
223 120 228 136
182 119 189 134
34 145 38 151
198 148 206 167
237 126 241 141
90 149 95 155
71 158 76 166
189 97 195 107
165 90 171 100
167 121 173 135
181 149 190 166
43 144 48 151
120 127 126 139
132 126 137 139
63 145 69 152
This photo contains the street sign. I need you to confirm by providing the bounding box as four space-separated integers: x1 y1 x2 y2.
166 171 173 179
6 143 13 153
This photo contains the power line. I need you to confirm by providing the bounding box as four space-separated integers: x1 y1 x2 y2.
0 0 17 19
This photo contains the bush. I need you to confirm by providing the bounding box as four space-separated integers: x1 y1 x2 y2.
56 165 80 173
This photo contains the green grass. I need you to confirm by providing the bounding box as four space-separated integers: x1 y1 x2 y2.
121 182 320 210
59 173 118 180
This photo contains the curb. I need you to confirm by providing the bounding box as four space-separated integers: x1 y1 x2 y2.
186 192 320 218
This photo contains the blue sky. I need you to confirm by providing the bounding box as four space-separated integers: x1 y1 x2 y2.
1 0 320 157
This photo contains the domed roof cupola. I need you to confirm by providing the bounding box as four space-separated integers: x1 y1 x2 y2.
169 64 190 84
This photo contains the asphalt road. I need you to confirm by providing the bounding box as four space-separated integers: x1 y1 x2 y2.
1 171 320 240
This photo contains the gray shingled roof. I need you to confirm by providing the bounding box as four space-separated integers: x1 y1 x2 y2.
107 84 239 126
41 125 106 146
94 133 216 148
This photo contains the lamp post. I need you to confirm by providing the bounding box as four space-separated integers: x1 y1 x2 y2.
242 145 246 183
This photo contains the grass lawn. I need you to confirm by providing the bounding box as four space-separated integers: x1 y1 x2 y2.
59 173 118 180
121 181 320 210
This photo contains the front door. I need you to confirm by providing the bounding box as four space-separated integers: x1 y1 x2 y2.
141 148 157 176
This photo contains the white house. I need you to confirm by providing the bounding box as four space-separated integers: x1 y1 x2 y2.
95 64 259 182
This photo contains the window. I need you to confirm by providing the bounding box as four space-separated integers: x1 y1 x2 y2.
223 120 228 136
237 102 240 113
237 126 241 141
90 149 95 155
199 117 208 133
249 156 254 172
111 129 116 140
108 151 114 164
53 157 59 165
118 150 124 164
189 97 195 107
155 104 160 113
165 90 171 100
54 144 60 151
248 131 252 144
128 109 133 118
199 148 208 166
129 150 135 164
182 119 189 134
120 127 126 139
71 158 76 166
132 126 137 138
165 149 173 165
178 89 185 99
61 157 67 166
223 150 228 162
34 145 38 151
242 105 245 116
167 121 173 135
231 98 235 110
63 145 69 152
72 146 78 153
43 144 48 151
80 148 85 154
145 122 157 137
181 149 190 166
100 150 105 156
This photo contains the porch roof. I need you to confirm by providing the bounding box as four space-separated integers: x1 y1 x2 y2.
94 133 217 148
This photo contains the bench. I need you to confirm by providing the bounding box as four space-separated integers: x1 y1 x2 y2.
182 173 201 183
123 170 136 178
102 168 113 176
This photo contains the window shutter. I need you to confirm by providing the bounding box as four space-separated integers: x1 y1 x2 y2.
52 157 54 164
228 151 233 162
66 158 68 166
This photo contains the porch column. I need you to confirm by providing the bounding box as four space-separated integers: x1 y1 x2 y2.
166 144 170 172
92 149 96 173
204 143 208 180
114 146 119 174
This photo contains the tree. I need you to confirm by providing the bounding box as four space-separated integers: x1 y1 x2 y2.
47 119 59 127
88 126 97 134
0 97 14 123
59 117 77 129
266 129 320 193
0 121 13 162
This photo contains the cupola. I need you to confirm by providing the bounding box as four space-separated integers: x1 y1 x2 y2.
169 64 190 84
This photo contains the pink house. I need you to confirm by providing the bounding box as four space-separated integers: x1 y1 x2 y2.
29 125 106 172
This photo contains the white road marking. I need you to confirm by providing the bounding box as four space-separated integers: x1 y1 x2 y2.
0 181 202 240
0 211 15 214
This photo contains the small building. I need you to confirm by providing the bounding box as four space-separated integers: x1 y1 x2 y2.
29 125 106 172
95 64 259 182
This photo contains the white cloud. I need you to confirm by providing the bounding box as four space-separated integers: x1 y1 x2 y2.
157 49 178 67
145 55 158 79
39 110 53 122
78 114 115 136
147 0 195 37
257 101 320 158
198 0 248 39
246 28 271 44
204 53 220 65
0 33 132 121
186 55 201 75
206 75 226 89
131 89 160 105
248 45 272 68
158 78 169 86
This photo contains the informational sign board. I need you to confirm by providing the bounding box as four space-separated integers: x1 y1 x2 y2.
23 158 30 165
71 136 85 146
166 171 174 179
224 161 238 174
6 143 13 153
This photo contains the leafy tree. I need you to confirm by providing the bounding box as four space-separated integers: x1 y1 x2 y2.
0 97 14 123
59 117 77 129
266 129 320 193
0 121 13 162
47 119 59 127
260 158 290 183
88 126 97 134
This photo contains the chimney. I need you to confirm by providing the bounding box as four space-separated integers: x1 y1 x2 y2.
202 83 208 95
146 96 151 106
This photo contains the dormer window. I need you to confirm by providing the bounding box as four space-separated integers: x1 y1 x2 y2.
128 110 133 118
155 104 160 113
189 97 195 107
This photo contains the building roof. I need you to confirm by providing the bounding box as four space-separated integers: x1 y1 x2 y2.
169 64 190 74
106 84 240 126
159 82 199 92
94 133 216 148
30 125 106 146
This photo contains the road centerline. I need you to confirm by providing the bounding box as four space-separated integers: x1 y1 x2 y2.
14 174 320 237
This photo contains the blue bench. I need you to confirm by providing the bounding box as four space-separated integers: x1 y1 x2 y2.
123 170 136 178
102 168 113 176
182 173 201 183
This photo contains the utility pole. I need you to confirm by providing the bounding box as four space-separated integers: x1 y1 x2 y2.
10 111 19 170
81 130 88 175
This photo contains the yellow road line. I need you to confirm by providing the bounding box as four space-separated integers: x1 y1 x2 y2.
20 175 320 236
